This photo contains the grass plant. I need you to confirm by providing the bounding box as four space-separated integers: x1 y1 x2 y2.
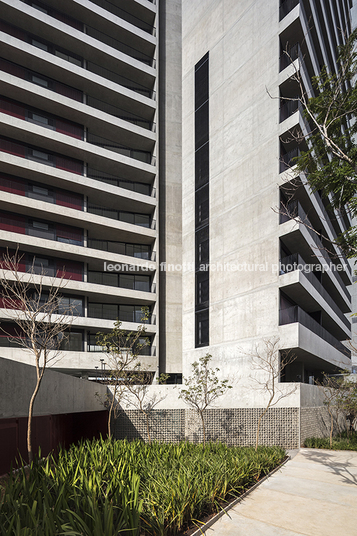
0 438 285 535
304 431 357 451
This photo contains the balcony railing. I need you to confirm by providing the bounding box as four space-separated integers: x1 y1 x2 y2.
87 132 155 165
90 0 156 35
87 238 155 261
280 200 351 301
280 147 300 172
279 304 351 357
280 253 351 330
279 201 351 300
86 95 156 131
88 205 156 230
87 168 155 197
87 303 156 324
279 0 299 21
313 192 351 274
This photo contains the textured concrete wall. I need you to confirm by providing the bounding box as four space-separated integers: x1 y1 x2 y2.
158 0 183 374
115 404 348 449
0 356 107 418
115 407 300 448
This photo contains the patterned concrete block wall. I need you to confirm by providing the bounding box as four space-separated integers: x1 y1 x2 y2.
115 409 185 443
115 407 300 448
300 406 347 446
115 406 349 448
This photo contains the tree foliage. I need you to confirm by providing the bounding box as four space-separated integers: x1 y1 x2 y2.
179 354 232 446
95 310 149 438
248 337 297 451
0 250 76 463
287 29 357 256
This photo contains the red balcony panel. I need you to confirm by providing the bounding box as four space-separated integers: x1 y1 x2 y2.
56 260 83 281
0 212 26 234
0 247 26 272
0 20 26 40
56 224 83 244
0 58 26 79
53 81 83 102
55 119 84 140
55 156 83 175
56 190 83 210
0 174 26 196
0 97 26 120
0 296 23 310
0 138 26 158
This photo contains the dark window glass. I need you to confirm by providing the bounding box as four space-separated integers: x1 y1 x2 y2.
195 184 209 227
196 270 209 309
195 309 209 347
195 101 209 150
195 142 209 189
196 226 209 268
195 56 209 110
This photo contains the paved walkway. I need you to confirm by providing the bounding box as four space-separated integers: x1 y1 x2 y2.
202 449 357 536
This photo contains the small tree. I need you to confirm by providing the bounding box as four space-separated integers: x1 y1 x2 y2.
123 366 169 444
248 337 297 451
179 354 232 446
0 251 76 463
334 372 357 438
96 312 149 439
316 373 344 448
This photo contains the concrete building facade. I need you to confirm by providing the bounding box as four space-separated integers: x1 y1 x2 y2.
181 0 353 390
0 0 181 378
0 0 354 421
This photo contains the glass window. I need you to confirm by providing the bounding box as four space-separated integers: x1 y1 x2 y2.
135 214 150 227
33 220 49 230
135 276 150 292
32 113 49 125
103 272 118 286
33 184 49 196
32 39 48 52
31 75 49 88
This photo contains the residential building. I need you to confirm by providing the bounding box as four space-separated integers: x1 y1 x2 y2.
0 0 183 378
0 0 353 410
181 0 353 389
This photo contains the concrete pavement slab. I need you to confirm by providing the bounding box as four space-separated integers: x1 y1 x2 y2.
202 449 357 536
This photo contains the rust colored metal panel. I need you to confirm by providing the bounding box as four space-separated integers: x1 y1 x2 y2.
0 411 108 476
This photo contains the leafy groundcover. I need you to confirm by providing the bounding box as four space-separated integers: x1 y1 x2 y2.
304 431 357 451
0 438 285 536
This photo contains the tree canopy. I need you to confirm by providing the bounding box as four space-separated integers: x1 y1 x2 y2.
290 29 357 257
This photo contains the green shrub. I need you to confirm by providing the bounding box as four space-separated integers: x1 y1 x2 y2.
304 431 357 451
0 438 285 536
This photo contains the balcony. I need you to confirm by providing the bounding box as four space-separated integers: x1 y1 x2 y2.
280 253 350 331
87 205 156 230
279 304 350 358
0 19 156 100
280 200 351 301
279 0 299 21
87 238 155 261
87 167 155 197
87 303 155 324
90 0 156 36
280 147 300 173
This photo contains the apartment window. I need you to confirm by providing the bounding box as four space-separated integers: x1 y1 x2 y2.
31 75 49 88
195 52 209 348
31 39 48 52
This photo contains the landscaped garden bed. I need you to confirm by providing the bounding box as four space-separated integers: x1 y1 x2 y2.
0 438 285 535
304 431 357 451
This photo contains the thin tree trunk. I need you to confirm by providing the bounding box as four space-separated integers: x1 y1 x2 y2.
27 371 44 464
145 412 151 444
255 408 268 452
328 406 334 448
200 411 206 447
108 396 115 439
